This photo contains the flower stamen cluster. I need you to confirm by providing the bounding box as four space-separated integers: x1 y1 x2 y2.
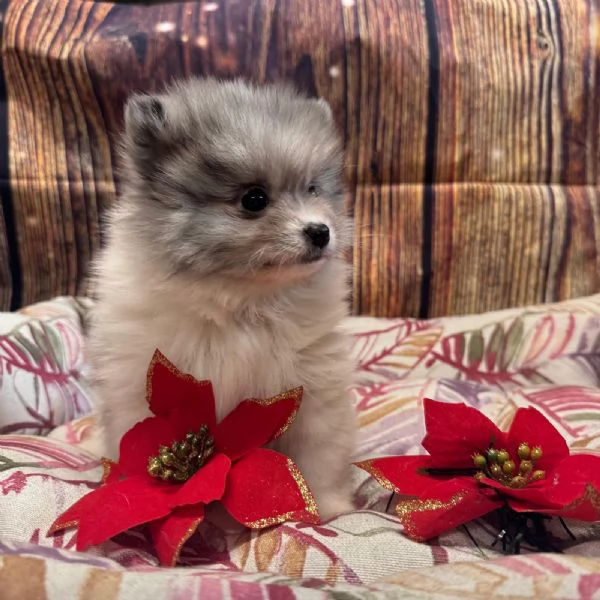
148 426 215 482
473 443 545 489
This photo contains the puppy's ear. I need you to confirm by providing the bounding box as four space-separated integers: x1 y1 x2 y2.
122 93 185 180
124 94 171 147
125 94 166 146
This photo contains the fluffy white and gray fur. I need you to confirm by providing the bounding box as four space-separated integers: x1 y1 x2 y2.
84 78 356 520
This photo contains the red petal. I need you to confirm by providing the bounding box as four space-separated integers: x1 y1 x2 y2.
477 477 563 512
537 454 600 521
48 494 90 536
53 476 172 550
422 399 503 468
146 350 217 431
395 478 503 541
119 417 178 477
505 407 569 471
221 448 319 527
549 483 600 521
355 456 442 496
170 453 231 507
150 504 205 567
213 388 303 461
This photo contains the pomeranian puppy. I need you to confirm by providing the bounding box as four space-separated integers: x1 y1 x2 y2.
85 78 356 520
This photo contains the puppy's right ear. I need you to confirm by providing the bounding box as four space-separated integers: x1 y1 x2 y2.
124 93 171 148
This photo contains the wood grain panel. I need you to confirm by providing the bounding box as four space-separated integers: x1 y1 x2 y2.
432 0 600 185
337 0 430 312
80 0 431 315
0 0 599 318
2 0 116 306
428 184 600 317
559 0 600 184
353 183 423 317
340 0 430 189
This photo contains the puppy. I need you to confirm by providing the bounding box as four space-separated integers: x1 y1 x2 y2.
85 78 356 520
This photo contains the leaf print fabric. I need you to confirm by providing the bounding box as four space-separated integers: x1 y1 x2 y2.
2 293 600 598
0 297 94 435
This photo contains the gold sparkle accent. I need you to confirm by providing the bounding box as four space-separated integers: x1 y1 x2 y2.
252 386 303 407
47 518 79 536
246 387 304 441
145 349 213 406
100 458 117 484
287 458 319 517
166 517 204 567
245 511 298 529
395 491 468 541
245 457 319 528
561 483 600 516
354 460 399 493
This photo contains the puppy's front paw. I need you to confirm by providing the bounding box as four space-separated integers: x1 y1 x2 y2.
315 492 354 522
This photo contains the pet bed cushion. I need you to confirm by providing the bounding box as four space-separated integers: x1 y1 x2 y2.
0 297 94 436
1 294 600 598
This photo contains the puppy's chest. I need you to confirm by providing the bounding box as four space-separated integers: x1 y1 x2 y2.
176 322 299 419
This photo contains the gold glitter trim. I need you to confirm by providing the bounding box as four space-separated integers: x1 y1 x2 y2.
247 387 303 441
287 457 319 517
245 511 297 529
244 457 319 528
251 386 303 407
101 458 118 484
145 349 213 406
166 517 204 567
561 483 600 516
354 460 399 493
395 491 468 541
47 518 79 536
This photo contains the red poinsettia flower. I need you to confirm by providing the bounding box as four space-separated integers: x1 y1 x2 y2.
49 350 319 566
356 398 600 541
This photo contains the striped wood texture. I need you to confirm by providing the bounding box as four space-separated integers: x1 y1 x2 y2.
0 0 599 317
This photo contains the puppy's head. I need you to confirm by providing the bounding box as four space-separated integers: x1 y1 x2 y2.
121 78 348 284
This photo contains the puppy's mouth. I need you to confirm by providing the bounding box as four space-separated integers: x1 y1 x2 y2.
260 249 329 271
300 251 326 265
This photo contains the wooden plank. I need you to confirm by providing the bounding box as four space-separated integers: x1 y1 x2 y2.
2 0 116 305
428 183 600 317
338 0 430 313
352 183 424 317
432 0 599 185
2 0 599 318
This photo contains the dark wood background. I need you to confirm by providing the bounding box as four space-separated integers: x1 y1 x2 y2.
0 0 598 317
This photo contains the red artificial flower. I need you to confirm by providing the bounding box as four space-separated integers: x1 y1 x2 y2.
49 350 319 566
356 398 600 541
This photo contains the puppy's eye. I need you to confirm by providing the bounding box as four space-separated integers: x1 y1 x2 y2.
308 184 319 197
241 187 269 212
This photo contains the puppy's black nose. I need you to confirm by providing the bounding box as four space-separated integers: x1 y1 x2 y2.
303 223 330 249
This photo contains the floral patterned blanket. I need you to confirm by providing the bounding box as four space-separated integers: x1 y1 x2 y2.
1 295 600 599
